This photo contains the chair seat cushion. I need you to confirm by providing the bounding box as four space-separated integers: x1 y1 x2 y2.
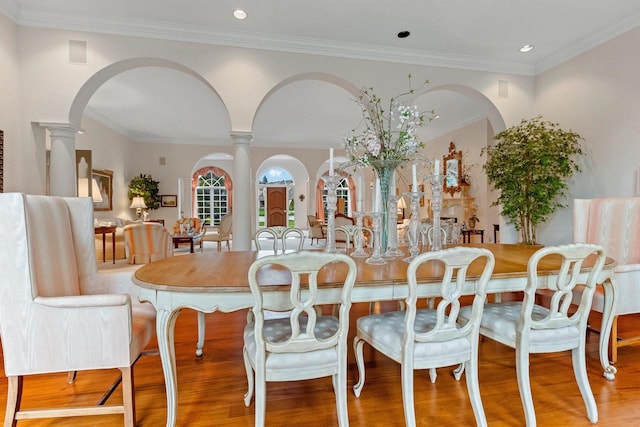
357 310 471 362
460 302 581 350
244 316 340 371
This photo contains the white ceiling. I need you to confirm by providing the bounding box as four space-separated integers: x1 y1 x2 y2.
5 0 640 147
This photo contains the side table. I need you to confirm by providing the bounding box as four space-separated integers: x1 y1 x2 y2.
462 229 485 244
95 226 116 264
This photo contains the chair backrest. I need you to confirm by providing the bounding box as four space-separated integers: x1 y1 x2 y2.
522 244 606 331
406 247 495 345
574 198 640 267
335 225 372 248
248 252 357 353
307 215 320 227
218 214 233 235
123 222 173 264
254 226 305 253
417 224 447 249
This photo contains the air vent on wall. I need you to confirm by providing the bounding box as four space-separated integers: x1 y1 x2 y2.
69 40 87 64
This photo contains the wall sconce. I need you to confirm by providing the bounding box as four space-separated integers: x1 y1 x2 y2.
298 194 305 202
129 196 147 220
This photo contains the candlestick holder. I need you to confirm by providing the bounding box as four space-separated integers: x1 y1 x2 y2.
365 212 386 265
384 194 404 258
427 173 445 251
403 190 424 263
351 211 368 258
323 175 339 253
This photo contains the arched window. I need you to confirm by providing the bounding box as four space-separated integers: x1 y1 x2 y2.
194 168 231 225
315 172 355 222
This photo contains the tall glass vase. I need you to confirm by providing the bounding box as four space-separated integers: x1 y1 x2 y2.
370 159 403 251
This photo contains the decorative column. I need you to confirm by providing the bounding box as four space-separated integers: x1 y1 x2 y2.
231 132 253 251
42 123 78 197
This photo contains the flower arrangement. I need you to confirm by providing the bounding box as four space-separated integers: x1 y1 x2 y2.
344 74 432 168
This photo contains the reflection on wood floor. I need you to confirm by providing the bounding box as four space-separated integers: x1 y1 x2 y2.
1 298 639 426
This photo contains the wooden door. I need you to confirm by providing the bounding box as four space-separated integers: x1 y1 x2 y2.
266 187 287 226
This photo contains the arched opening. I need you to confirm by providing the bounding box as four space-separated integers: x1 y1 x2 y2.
192 166 233 226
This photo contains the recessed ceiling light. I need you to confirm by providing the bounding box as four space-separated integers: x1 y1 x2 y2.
519 44 534 53
434 115 440 119
233 9 247 20
397 31 411 39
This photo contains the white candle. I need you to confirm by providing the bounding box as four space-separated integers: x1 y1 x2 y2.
390 172 396 199
375 178 381 212
357 175 363 211
434 159 440 176
329 148 334 176
412 164 418 191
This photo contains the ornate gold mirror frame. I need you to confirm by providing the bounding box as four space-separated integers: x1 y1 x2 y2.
443 141 462 196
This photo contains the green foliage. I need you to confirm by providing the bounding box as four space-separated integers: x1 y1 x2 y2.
128 174 160 211
482 116 584 244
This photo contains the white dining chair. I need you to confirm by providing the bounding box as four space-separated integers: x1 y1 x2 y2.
459 243 606 426
242 252 357 427
353 246 495 427
254 226 305 253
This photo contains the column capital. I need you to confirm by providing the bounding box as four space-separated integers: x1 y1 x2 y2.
229 131 253 145
39 122 82 138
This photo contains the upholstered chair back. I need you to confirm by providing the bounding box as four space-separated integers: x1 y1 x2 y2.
123 222 173 264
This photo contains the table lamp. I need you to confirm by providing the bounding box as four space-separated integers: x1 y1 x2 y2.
130 196 147 220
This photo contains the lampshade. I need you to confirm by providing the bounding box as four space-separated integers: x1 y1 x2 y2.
78 178 103 203
130 196 147 209
397 197 407 209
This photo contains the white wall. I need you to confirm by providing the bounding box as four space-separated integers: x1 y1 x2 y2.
535 26 640 244
0 13 20 191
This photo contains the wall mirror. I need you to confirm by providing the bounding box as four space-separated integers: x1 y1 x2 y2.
443 141 462 196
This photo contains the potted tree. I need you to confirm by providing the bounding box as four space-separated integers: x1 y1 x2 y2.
482 116 584 244
128 174 161 216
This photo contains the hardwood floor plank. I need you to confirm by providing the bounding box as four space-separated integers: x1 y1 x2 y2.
1 306 639 426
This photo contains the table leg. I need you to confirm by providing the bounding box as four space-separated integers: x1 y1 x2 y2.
480 231 484 243
102 232 107 263
190 240 194 253
156 308 181 427
111 230 116 264
599 277 618 380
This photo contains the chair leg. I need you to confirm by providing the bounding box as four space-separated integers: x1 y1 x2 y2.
4 375 22 427
254 367 266 427
120 366 136 427
572 346 598 423
352 336 366 397
243 347 254 407
334 364 349 427
464 358 488 427
400 361 416 427
429 368 437 383
611 315 618 364
515 345 536 427
196 311 206 356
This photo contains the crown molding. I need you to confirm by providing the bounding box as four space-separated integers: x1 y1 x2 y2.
536 9 640 74
16 7 536 76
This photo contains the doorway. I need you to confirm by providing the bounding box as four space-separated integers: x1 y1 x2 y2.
266 187 287 226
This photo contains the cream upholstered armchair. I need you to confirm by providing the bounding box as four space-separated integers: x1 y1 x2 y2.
307 215 326 245
573 197 640 363
202 214 232 251
0 193 156 426
123 221 173 264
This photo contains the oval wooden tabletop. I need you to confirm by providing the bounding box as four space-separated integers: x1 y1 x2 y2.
133 244 614 293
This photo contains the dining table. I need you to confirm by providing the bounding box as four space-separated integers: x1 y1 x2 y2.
132 243 618 427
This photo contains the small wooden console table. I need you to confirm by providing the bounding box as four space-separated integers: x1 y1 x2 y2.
462 229 485 243
94 225 116 264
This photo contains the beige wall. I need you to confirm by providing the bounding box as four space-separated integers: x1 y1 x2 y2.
0 13 20 191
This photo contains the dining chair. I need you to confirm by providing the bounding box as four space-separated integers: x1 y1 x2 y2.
254 226 305 253
572 197 640 363
0 193 156 426
417 224 448 251
202 214 233 251
459 243 606 426
353 246 495 427
335 224 373 249
243 252 357 427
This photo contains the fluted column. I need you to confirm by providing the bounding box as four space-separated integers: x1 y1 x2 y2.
231 132 253 251
42 123 78 197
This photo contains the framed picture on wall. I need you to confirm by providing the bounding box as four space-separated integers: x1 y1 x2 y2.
92 169 113 211
161 194 177 207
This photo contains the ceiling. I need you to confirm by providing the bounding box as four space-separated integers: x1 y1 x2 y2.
4 0 640 148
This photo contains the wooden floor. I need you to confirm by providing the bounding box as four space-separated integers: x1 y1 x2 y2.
2 301 640 426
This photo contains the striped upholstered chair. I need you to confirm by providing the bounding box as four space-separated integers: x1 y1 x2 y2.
123 222 173 264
